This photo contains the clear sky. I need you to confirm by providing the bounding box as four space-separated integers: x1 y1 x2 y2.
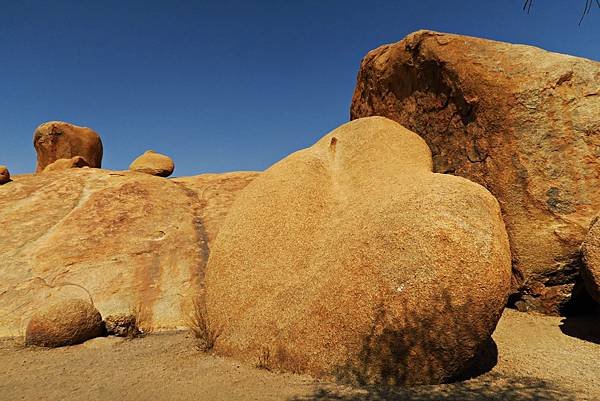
1 1 599 176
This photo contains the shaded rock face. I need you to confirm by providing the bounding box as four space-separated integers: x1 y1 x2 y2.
0 165 10 184
582 217 600 303
350 30 600 315
34 121 103 173
206 117 511 385
25 299 103 347
129 150 175 177
43 156 90 172
0 168 257 336
104 314 140 337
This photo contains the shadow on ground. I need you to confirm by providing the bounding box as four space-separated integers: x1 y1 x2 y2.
289 373 578 401
560 314 600 345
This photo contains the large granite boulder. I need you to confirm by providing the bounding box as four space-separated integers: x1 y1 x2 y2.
25 299 104 347
34 121 103 172
350 30 600 314
205 117 511 385
0 168 257 337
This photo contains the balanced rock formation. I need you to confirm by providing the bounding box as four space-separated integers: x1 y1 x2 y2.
0 168 257 337
350 30 600 314
206 117 511 385
34 121 103 172
581 217 600 303
43 156 90 172
25 299 103 347
129 150 174 177
0 165 10 184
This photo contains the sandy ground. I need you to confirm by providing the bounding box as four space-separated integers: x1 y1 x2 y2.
0 309 598 401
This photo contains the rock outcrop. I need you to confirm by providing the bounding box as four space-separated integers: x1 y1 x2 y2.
0 165 10 184
0 168 257 337
34 121 103 172
25 299 104 347
172 172 260 244
582 217 600 303
129 150 174 177
206 117 511 385
350 30 600 315
43 156 90 172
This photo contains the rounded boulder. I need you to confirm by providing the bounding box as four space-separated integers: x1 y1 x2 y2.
206 117 512 385
0 165 10 184
129 150 174 177
43 156 90 172
25 299 104 347
33 121 103 173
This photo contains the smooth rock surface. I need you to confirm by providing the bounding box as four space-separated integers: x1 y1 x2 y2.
0 168 257 336
206 117 511 385
129 150 174 177
34 121 103 172
350 30 600 315
25 299 103 347
43 156 90 172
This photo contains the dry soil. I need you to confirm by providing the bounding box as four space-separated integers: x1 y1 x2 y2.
0 309 598 401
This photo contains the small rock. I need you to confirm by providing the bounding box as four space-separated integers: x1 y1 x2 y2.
0 165 10 184
129 150 174 177
25 299 104 347
43 156 90 172
104 314 140 337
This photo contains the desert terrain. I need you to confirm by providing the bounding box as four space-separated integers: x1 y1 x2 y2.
1 310 598 401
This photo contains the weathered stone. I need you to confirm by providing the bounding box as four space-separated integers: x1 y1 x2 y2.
0 168 258 336
350 30 600 314
206 117 511 385
43 156 90 172
33 121 103 172
104 314 140 337
25 299 103 347
129 150 174 177
0 165 10 184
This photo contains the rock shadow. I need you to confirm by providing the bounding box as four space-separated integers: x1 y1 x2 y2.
289 373 578 401
559 314 600 345
331 291 500 386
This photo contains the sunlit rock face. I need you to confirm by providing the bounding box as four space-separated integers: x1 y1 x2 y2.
351 30 600 315
33 121 103 172
206 117 511 385
0 168 258 336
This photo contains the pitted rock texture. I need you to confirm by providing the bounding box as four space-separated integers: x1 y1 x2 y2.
0 168 257 336
350 30 600 314
25 299 103 347
172 172 260 244
34 121 103 172
206 117 511 385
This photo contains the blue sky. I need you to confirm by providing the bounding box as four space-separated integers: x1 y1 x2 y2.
1 1 599 176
